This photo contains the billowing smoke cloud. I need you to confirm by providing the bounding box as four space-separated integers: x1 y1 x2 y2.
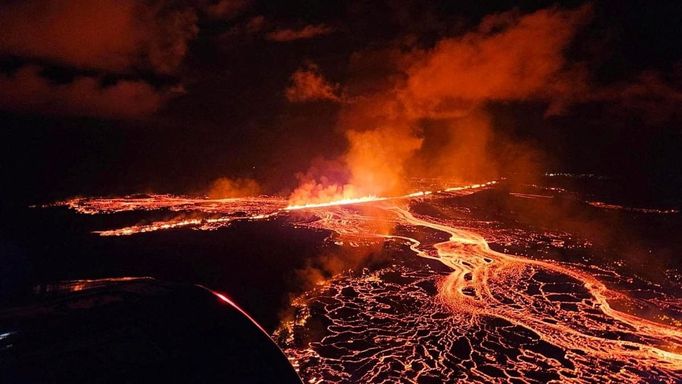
0 0 198 73
206 177 261 198
293 241 387 289
0 0 199 118
267 24 334 42
0 66 173 119
285 64 341 102
399 7 591 117
590 72 682 125
291 5 592 202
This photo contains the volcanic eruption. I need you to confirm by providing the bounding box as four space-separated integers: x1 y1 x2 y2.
2 1 682 383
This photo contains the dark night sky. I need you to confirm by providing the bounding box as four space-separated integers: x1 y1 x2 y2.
0 0 681 208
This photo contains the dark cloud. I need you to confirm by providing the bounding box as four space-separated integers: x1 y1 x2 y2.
0 66 173 119
145 7 198 75
219 15 267 40
285 64 340 102
0 0 200 119
590 71 682 124
266 24 334 42
0 0 198 74
204 0 252 20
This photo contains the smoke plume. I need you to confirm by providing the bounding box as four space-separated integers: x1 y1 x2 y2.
290 5 592 203
285 64 341 103
207 177 261 198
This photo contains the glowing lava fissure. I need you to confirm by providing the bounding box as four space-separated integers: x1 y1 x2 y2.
45 181 499 236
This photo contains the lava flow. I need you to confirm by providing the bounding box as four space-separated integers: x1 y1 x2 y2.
45 195 285 236
43 180 682 382
46 181 498 236
273 187 682 382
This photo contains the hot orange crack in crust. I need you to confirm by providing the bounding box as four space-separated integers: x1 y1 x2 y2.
45 181 682 381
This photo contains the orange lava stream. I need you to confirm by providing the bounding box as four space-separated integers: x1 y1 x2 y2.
284 180 498 211
47 181 499 236
284 198 682 381
390 206 682 370
42 179 682 380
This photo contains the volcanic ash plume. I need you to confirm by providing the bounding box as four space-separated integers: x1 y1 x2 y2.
207 177 260 198
289 5 592 204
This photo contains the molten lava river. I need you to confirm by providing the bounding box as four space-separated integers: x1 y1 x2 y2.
47 179 682 383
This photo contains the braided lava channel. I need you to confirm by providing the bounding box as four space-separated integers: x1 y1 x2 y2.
43 181 682 382
277 198 682 383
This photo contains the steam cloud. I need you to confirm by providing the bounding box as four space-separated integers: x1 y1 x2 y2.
207 177 261 198
267 24 335 42
0 0 199 118
285 64 341 103
291 5 592 202
0 66 171 119
0 0 198 73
